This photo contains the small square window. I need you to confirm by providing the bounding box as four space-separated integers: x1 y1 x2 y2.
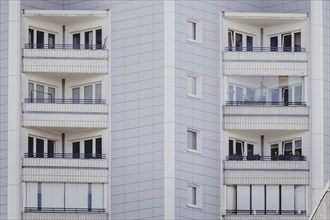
187 183 202 209
187 21 197 40
187 74 202 98
187 129 201 153
187 130 197 150
187 19 202 43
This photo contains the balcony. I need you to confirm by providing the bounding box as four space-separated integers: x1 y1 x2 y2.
223 157 309 185
223 47 308 77
223 104 309 131
22 98 108 129
224 210 308 220
22 44 108 75
22 207 108 220
22 153 108 183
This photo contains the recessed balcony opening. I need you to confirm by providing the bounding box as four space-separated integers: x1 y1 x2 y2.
226 185 306 216
226 76 305 106
226 136 306 161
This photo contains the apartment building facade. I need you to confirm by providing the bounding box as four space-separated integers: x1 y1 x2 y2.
0 0 329 219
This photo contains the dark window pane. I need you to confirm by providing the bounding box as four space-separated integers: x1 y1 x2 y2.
85 139 93 158
282 34 292 52
235 33 243 51
37 31 44 48
28 137 34 157
247 36 253 51
96 29 102 49
229 140 234 156
36 139 44 158
29 29 34 48
96 138 102 158
73 33 80 49
294 32 301 52
48 33 55 49
270 36 278 51
48 140 54 158
72 142 80 158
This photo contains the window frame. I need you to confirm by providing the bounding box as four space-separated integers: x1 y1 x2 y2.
187 18 202 44
187 128 202 154
187 183 202 209
187 73 202 99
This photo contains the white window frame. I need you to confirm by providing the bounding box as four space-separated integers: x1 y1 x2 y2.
71 82 102 100
71 27 103 47
28 81 57 101
187 18 202 44
228 29 255 51
187 73 202 99
28 135 57 156
187 183 202 209
269 138 302 156
28 26 57 46
268 30 301 52
70 136 102 156
187 128 202 154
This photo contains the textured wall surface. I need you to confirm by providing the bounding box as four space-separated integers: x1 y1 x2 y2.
323 0 330 184
110 1 165 219
0 1 9 219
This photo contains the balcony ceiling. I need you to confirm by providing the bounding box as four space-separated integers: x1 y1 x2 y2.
224 12 308 27
23 10 108 25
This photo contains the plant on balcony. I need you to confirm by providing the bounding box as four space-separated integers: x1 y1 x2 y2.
228 154 243 161
247 154 261 161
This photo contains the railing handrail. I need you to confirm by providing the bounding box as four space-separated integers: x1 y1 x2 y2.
24 207 106 213
226 101 306 106
24 43 106 50
224 47 306 52
226 209 306 215
225 155 306 161
24 98 106 104
24 153 106 159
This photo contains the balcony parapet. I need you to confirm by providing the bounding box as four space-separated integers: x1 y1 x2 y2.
223 160 309 185
22 212 108 220
223 105 309 130
22 157 108 183
22 101 108 128
22 46 108 74
223 48 308 76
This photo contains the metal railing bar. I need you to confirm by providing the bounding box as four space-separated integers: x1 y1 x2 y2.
224 47 306 52
25 44 106 50
24 98 106 104
226 101 306 106
24 207 106 213
225 155 306 161
24 153 106 159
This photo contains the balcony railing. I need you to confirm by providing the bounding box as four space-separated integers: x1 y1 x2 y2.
24 207 106 213
25 44 106 50
24 153 106 159
226 101 306 106
224 47 306 52
24 98 106 104
226 155 306 161
226 210 306 215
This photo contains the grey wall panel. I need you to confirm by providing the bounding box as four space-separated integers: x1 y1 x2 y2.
110 1 165 219
21 0 64 10
0 0 8 219
323 0 330 184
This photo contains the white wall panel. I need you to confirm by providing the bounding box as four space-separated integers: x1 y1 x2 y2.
294 186 305 212
42 183 64 208
252 185 264 211
266 185 279 211
26 183 38 207
65 184 88 208
92 184 103 209
237 186 250 210
226 186 236 210
282 185 294 211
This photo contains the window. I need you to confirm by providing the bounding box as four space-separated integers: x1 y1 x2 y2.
229 139 244 156
187 19 202 43
187 129 201 153
269 31 301 52
187 74 201 98
71 137 102 159
72 28 103 49
28 82 56 103
270 139 303 159
28 28 56 49
187 183 202 209
72 83 102 104
28 136 56 158
228 30 254 51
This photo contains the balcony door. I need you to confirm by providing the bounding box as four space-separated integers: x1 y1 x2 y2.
84 139 93 158
48 33 55 49
282 33 292 52
270 36 278 51
36 31 44 49
72 142 80 158
73 33 80 49
85 31 93 49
